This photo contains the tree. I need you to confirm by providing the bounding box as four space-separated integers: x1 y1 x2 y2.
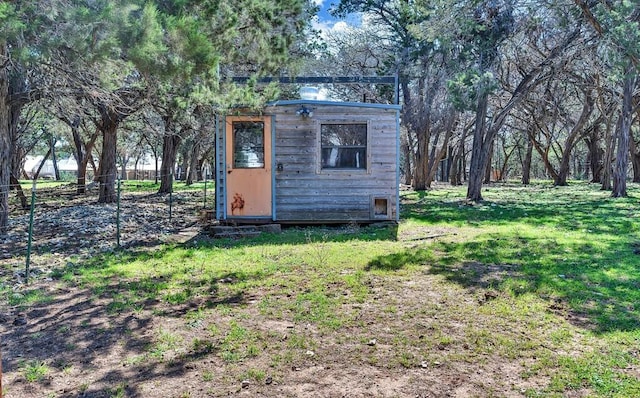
333 0 462 190
0 41 10 232
575 0 640 197
464 1 583 201
147 0 310 194
525 80 595 186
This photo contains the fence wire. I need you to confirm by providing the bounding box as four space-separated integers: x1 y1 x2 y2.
0 177 215 285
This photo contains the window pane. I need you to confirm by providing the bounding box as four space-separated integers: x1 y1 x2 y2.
321 124 366 146
321 148 367 169
321 124 367 169
233 121 264 168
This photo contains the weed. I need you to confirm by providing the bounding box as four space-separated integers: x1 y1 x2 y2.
9 289 51 307
149 329 183 359
202 371 214 382
306 232 330 267
110 382 127 398
397 351 416 368
243 368 266 382
192 338 215 354
22 361 50 382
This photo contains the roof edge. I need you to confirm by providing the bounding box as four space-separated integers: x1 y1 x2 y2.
266 100 401 111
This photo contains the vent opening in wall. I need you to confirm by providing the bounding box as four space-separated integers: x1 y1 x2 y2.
371 195 391 220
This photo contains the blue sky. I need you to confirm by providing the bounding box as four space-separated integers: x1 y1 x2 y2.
316 0 336 22
312 0 362 36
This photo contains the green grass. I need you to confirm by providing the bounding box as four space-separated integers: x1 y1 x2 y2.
11 181 640 397
21 361 50 383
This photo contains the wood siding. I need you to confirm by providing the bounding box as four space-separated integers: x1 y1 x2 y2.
266 104 399 222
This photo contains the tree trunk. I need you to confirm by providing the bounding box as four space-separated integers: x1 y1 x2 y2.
413 127 430 190
467 90 490 201
34 147 52 180
522 136 533 185
554 91 594 186
154 154 159 184
0 43 11 233
401 132 413 185
50 136 60 180
601 117 616 191
467 29 579 201
186 141 199 186
9 175 27 210
97 117 119 203
450 123 470 186
119 153 129 181
612 67 635 197
10 144 27 209
197 148 212 181
631 138 640 183
585 126 602 183
159 133 182 194
70 120 87 193
77 131 99 194
484 147 493 184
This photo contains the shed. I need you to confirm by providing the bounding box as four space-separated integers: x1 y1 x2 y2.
215 99 401 224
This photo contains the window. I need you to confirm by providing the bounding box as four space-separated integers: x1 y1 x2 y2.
233 121 265 168
320 123 367 169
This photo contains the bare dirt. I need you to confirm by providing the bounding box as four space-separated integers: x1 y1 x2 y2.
0 186 554 398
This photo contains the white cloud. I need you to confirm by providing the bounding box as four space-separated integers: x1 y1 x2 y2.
313 0 324 6
312 17 353 40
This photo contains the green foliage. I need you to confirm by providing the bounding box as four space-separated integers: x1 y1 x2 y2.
594 1 640 72
127 3 168 75
0 3 25 41
446 69 498 111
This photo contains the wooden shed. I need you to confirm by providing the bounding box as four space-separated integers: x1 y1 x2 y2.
214 99 401 224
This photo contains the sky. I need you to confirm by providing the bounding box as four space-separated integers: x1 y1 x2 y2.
315 0 335 22
312 0 356 37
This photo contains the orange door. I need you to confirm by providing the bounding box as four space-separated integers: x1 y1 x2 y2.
225 116 272 218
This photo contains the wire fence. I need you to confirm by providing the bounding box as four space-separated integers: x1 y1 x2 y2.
0 174 216 285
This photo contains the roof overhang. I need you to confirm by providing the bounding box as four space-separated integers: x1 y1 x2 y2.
266 100 401 111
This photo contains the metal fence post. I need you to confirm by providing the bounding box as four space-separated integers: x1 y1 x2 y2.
25 179 36 285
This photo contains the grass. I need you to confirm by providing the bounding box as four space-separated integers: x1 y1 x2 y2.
21 361 50 383
4 181 640 397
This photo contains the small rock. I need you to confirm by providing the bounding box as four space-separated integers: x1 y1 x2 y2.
265 376 273 385
367 339 377 346
241 380 250 388
420 361 429 368
305 350 315 357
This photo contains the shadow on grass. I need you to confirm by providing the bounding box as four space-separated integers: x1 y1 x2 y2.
402 184 639 238
365 248 434 271
366 234 640 335
1 264 251 397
